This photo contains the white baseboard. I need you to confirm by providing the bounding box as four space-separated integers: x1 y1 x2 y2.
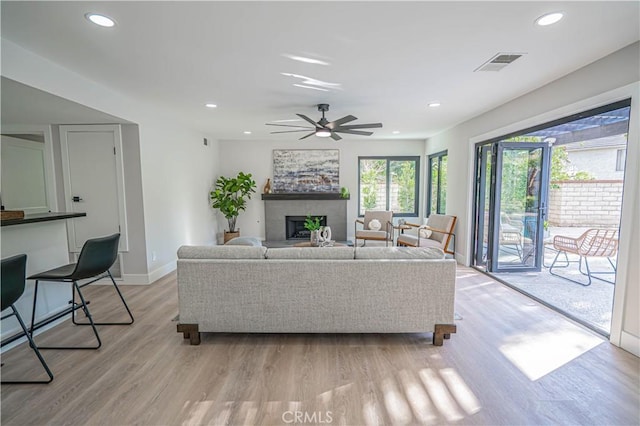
148 260 177 284
87 261 176 286
619 331 640 357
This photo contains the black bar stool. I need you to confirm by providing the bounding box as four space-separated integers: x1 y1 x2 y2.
28 233 134 350
1 254 54 383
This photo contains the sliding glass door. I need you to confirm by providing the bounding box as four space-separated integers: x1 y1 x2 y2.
475 142 550 273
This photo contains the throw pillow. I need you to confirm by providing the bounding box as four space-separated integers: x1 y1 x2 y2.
419 228 433 239
225 236 262 246
368 219 382 231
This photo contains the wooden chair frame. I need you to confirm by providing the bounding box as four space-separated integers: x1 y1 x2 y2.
397 216 457 255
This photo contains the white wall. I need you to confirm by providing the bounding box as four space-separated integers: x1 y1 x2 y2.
565 147 626 180
1 38 220 283
427 42 639 353
217 138 425 242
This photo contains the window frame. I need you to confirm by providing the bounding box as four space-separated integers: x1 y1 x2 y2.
357 156 420 217
427 150 448 216
616 148 626 171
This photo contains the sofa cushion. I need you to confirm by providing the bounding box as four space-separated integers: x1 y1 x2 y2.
177 245 266 259
225 236 263 247
354 246 445 259
266 247 354 260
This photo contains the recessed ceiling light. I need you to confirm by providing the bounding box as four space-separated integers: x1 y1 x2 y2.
85 13 116 27
428 102 441 108
392 131 400 134
535 12 563 26
205 103 217 108
243 131 252 135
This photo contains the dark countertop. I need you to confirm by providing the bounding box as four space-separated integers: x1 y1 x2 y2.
1 212 86 227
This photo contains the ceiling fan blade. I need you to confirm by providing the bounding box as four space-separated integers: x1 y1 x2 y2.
334 129 374 136
335 123 383 130
299 131 316 140
266 123 314 129
271 130 316 134
327 115 357 129
296 114 319 127
330 132 342 141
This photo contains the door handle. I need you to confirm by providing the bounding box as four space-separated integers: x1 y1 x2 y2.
72 196 83 202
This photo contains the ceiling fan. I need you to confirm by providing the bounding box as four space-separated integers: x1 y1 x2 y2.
266 104 383 141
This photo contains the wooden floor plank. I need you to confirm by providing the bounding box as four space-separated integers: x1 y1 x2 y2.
1 267 638 425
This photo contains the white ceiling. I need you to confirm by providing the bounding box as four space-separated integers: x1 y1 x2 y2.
1 77 130 126
1 1 638 141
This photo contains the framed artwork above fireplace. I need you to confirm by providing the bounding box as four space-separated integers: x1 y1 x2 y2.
272 149 339 193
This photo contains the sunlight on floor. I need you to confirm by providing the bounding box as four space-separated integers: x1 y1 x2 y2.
499 323 603 381
439 368 482 415
398 369 438 424
419 368 465 422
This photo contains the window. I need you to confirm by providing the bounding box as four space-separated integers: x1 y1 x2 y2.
358 156 419 216
427 151 448 215
616 149 626 171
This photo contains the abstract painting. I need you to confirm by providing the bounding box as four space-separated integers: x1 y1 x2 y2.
273 149 340 193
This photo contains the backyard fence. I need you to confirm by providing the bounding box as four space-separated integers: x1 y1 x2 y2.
548 180 623 227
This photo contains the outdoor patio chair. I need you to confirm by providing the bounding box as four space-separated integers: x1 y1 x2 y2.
549 228 618 286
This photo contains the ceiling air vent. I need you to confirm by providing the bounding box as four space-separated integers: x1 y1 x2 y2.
474 52 525 72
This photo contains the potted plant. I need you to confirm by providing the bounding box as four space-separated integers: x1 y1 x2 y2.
304 215 323 246
210 172 257 243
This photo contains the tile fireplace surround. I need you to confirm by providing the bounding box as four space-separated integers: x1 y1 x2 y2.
262 193 348 241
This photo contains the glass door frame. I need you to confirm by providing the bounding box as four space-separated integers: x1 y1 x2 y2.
491 142 550 272
473 141 551 273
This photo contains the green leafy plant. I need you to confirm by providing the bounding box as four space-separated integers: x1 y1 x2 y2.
304 215 323 232
340 186 350 199
210 172 256 233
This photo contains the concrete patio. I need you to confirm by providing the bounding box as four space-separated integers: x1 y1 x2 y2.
491 226 618 334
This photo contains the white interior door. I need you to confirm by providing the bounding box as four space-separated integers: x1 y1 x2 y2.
59 125 128 252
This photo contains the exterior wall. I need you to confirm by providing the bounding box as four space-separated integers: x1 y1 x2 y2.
565 147 626 180
548 180 624 227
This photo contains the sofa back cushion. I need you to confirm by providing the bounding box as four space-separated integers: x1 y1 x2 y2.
355 246 445 259
266 247 354 260
177 245 267 259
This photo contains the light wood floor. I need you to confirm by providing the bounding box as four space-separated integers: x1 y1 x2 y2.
1 267 638 425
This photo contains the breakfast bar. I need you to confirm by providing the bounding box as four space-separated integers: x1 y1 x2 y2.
1 212 86 347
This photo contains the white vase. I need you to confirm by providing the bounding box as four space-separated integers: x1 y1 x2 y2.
321 226 332 242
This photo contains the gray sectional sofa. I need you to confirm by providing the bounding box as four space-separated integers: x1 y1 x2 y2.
176 245 457 346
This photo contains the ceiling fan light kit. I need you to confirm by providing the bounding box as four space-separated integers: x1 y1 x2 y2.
266 104 383 141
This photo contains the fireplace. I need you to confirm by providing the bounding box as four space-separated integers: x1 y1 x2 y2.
286 215 327 240
263 193 348 242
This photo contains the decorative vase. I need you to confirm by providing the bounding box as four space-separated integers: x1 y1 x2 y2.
310 230 320 247
263 178 272 194
321 226 332 243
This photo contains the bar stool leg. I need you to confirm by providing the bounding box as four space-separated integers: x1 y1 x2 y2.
1 306 54 384
29 280 40 339
72 271 134 326
35 281 102 350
